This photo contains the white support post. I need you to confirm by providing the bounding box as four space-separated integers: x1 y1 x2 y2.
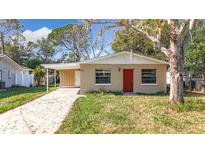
46 68 48 93
54 70 56 87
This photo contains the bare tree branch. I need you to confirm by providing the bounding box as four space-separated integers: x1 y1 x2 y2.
85 19 115 25
126 21 169 57
182 19 196 49
129 24 160 43
178 20 189 34
161 47 170 57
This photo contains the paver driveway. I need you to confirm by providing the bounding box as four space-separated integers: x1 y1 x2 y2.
0 88 80 134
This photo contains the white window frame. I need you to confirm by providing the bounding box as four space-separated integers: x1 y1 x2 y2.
141 69 157 84
8 70 11 79
95 69 111 85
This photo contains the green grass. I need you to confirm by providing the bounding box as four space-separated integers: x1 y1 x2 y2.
0 86 57 113
56 92 205 134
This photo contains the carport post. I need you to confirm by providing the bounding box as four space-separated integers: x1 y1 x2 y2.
54 70 56 87
46 68 49 93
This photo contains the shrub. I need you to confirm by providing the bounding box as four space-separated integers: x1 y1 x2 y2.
34 66 45 86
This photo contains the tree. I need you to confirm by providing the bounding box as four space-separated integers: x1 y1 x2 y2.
89 19 196 104
34 66 45 86
35 38 56 63
4 35 35 65
48 21 106 62
111 27 167 60
26 58 42 69
185 22 205 92
0 19 21 54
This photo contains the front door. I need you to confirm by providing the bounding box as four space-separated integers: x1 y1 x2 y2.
123 69 133 92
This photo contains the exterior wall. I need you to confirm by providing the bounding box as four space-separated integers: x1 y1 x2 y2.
75 71 80 87
80 64 167 94
60 69 80 87
22 73 34 87
0 57 33 88
0 57 19 88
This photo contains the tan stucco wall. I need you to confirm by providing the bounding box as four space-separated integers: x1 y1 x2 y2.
80 64 167 94
60 69 79 87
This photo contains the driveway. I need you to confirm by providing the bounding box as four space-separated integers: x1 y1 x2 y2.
0 88 80 134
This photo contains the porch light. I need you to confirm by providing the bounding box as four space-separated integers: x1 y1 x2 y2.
118 67 121 72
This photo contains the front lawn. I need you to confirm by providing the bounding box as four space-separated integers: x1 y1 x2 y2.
56 92 205 134
0 86 57 113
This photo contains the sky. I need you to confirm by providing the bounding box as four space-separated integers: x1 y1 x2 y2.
19 19 117 53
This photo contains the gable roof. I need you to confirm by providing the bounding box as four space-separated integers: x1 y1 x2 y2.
41 51 168 70
0 54 31 71
80 51 168 65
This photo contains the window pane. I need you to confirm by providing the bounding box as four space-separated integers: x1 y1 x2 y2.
141 69 156 84
96 69 111 84
8 70 11 79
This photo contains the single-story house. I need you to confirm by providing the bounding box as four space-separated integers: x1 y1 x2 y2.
42 51 168 94
0 54 34 89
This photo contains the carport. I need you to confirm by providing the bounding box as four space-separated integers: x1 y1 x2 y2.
41 63 80 93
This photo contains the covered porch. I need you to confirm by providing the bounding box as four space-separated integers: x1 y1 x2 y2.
41 63 80 93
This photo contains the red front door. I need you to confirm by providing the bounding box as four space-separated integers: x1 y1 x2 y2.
123 69 133 92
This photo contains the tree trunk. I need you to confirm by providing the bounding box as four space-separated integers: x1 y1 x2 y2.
0 32 5 54
168 42 184 104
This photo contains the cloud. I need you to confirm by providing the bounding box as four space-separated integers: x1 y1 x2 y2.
22 27 52 43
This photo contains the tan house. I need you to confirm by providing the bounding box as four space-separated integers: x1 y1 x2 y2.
42 52 168 94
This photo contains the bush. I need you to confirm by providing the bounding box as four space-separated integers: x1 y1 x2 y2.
34 66 45 86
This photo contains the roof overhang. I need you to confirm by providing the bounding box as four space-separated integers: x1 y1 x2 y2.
41 63 80 70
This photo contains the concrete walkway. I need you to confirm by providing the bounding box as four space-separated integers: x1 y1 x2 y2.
0 88 80 134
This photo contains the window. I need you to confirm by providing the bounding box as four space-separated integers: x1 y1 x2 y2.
0 70 2 81
95 69 111 84
141 69 156 84
8 70 11 79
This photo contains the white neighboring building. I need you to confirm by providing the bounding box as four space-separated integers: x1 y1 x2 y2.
0 54 34 88
166 71 170 85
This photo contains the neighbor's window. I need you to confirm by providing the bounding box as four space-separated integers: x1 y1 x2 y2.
8 70 11 79
141 69 156 84
0 70 2 81
95 69 111 84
